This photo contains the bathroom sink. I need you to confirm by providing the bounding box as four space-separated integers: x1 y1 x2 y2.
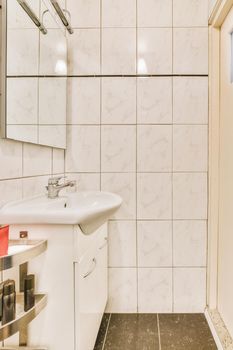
0 192 122 234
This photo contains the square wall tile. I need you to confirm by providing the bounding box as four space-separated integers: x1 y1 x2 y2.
137 28 172 74
102 0 136 27
173 125 208 172
108 221 137 267
67 78 100 125
138 268 173 313
7 78 38 125
106 268 137 313
22 176 50 198
102 29 136 75
101 126 136 172
137 173 172 220
7 0 40 29
137 0 172 27
38 126 66 149
66 0 100 28
173 77 208 124
65 173 100 191
7 125 38 145
174 268 206 312
0 139 22 180
0 179 22 207
52 149 65 175
23 144 52 177
137 221 172 267
137 125 172 172
173 173 208 220
68 29 100 75
173 0 208 27
173 28 208 75
39 78 66 125
65 126 100 172
101 173 136 220
102 78 136 124
137 77 172 124
173 221 207 267
39 29 67 75
7 29 39 75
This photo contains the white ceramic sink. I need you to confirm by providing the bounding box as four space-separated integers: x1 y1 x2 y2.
0 192 122 235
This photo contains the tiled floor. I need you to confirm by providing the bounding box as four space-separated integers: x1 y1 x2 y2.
94 313 217 350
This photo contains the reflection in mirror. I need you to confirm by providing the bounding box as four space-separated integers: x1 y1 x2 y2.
1 0 67 149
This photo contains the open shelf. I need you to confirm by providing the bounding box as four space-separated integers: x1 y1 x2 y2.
0 240 47 272
0 294 47 342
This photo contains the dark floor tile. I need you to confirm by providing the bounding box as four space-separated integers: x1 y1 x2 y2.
94 313 111 350
104 313 160 350
159 314 217 350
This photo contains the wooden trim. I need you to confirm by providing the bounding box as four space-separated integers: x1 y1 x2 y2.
208 26 220 309
208 0 233 309
209 0 233 27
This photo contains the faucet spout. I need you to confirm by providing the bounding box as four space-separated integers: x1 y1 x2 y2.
46 177 76 199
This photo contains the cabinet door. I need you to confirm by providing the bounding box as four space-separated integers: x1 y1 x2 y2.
75 236 108 350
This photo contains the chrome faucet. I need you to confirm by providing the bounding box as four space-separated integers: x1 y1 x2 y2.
46 176 76 199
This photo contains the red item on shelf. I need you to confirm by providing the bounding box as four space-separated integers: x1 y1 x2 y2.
0 225 9 256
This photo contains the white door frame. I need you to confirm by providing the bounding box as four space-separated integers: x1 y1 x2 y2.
208 0 233 309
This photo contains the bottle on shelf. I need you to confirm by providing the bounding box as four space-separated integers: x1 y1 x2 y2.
2 279 16 325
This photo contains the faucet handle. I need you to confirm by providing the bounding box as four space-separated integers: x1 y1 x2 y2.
48 176 66 185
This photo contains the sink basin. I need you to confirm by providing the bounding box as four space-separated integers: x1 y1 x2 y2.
0 191 122 235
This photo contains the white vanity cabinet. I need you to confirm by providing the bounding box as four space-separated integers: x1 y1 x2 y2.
5 223 108 350
75 229 108 350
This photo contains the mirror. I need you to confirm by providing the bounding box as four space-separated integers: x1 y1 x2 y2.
1 0 67 149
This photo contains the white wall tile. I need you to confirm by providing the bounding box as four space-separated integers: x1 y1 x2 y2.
174 268 206 312
66 0 100 28
102 0 136 27
138 268 173 312
39 78 67 125
137 173 172 220
22 176 50 198
108 221 137 267
39 30 67 76
7 78 38 125
52 149 65 175
102 78 136 124
63 173 100 191
68 29 100 75
137 0 172 28
7 29 39 76
173 125 208 172
173 28 208 75
173 77 208 124
0 179 22 207
101 173 136 220
7 126 38 145
137 125 172 172
65 126 100 172
67 78 100 125
0 139 22 180
102 29 136 75
23 143 52 177
39 126 66 149
7 0 40 29
106 268 137 313
137 221 172 267
137 77 172 124
101 126 136 172
173 0 208 27
137 29 172 74
173 221 207 267
173 173 208 219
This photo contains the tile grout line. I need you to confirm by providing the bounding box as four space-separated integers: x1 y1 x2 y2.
101 314 112 350
157 314 162 350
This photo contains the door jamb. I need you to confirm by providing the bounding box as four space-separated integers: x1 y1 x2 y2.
208 0 233 309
